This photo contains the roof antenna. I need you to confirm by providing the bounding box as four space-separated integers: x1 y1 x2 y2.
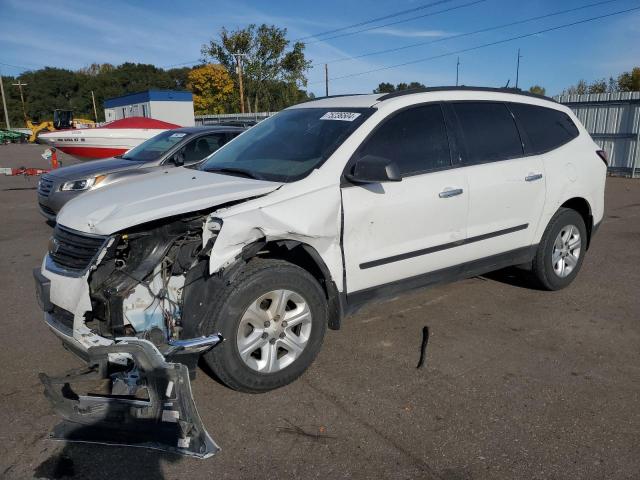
503 79 511 88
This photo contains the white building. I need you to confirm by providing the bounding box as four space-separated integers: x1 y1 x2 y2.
104 90 195 126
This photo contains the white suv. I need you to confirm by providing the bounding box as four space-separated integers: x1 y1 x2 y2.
35 87 606 393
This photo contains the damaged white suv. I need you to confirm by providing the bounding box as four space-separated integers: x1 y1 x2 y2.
35 87 606 394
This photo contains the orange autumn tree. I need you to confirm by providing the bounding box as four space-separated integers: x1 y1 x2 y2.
187 64 234 114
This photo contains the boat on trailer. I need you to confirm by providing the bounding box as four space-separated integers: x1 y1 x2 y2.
37 117 180 159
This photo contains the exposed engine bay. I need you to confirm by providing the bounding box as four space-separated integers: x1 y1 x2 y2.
39 211 229 457
86 212 213 347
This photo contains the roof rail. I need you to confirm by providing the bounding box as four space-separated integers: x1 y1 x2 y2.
377 86 556 103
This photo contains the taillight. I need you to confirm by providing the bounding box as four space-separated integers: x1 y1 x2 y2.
596 150 608 166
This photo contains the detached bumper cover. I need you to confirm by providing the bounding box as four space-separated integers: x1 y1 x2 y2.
40 337 221 459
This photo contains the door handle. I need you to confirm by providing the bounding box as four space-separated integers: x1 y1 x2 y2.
525 173 543 182
439 188 464 198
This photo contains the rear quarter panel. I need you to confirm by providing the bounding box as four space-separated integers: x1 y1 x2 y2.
533 112 606 244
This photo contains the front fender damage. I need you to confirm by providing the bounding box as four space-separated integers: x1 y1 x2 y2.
39 336 221 458
206 185 344 291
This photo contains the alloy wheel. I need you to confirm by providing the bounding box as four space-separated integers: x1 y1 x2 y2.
236 289 312 373
552 224 581 278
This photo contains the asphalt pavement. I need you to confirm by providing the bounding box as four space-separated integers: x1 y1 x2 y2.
1 143 639 480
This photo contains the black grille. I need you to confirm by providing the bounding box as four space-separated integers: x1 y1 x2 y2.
49 226 108 272
39 203 56 216
38 176 54 197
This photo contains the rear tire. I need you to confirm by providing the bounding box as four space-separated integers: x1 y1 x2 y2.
531 208 587 290
201 258 327 393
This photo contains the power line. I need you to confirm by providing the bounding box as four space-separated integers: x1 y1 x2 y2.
163 60 202 69
293 0 456 42
163 0 483 71
311 5 640 85
320 0 622 64
306 0 486 44
171 1 482 69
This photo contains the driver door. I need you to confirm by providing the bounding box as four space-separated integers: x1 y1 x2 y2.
181 133 229 164
341 104 469 294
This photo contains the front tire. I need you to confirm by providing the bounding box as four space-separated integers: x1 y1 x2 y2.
532 208 587 290
202 259 327 393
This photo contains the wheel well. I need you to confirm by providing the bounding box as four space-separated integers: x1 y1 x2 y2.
245 240 343 330
560 197 593 247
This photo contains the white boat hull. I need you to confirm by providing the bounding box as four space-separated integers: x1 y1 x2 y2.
38 128 169 159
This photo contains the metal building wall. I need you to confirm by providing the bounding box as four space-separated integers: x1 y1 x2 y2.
555 92 640 178
195 112 275 126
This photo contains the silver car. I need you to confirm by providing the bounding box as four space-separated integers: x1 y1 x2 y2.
37 126 245 221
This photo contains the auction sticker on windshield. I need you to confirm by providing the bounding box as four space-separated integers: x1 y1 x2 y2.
320 112 361 121
170 133 187 138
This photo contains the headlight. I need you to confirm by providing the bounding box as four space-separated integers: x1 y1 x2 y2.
61 175 106 191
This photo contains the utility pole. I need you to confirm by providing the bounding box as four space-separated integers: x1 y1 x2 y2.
232 53 247 114
12 79 28 123
0 68 10 130
456 57 460 86
515 48 522 89
91 90 98 122
325 64 329 97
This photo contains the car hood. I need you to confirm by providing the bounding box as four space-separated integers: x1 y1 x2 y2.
48 157 147 180
56 167 282 235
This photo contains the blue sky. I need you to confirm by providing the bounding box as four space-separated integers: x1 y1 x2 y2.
1 0 639 96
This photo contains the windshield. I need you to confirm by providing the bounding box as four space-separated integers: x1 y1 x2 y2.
121 130 189 161
198 108 372 182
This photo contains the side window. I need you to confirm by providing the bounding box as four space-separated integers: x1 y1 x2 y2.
452 102 523 165
509 103 579 154
183 133 227 163
358 104 451 176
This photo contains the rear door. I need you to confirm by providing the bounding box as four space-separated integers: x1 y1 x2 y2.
341 103 469 293
448 101 546 260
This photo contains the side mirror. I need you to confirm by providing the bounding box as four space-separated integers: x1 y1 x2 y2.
346 155 402 184
171 151 185 166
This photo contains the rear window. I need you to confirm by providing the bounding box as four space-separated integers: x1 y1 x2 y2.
509 103 579 154
452 102 523 165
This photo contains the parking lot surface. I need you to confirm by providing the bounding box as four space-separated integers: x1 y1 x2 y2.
1 144 639 479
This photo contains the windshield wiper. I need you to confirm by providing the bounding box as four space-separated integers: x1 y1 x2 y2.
205 167 263 180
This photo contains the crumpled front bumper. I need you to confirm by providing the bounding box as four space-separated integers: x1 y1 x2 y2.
35 265 224 458
40 337 222 458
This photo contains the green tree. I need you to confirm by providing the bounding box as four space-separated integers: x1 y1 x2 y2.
373 81 426 93
565 79 588 95
373 82 395 94
201 24 311 112
588 79 607 94
528 85 546 96
1 63 197 126
406 81 426 90
618 67 640 92
187 64 234 114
